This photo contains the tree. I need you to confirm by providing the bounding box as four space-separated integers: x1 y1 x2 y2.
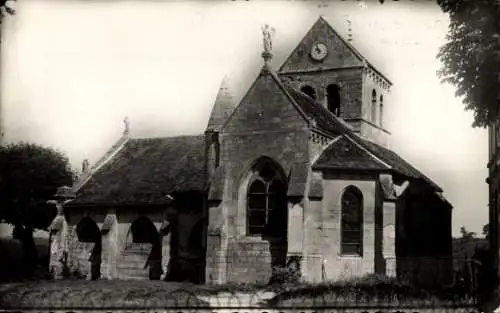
0 143 75 273
0 0 15 20
460 225 476 239
483 223 490 239
437 0 500 128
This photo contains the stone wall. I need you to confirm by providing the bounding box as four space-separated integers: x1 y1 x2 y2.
215 70 311 284
66 225 95 279
226 239 286 283
55 198 206 282
280 68 363 120
319 173 379 281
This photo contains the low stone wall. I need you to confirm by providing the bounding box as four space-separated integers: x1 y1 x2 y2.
226 240 287 284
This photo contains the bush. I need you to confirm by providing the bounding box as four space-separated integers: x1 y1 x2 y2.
268 265 301 286
267 273 475 307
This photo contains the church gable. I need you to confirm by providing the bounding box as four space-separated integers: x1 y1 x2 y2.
223 70 309 134
279 17 364 73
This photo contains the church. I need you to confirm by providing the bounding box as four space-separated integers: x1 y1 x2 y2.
48 17 453 285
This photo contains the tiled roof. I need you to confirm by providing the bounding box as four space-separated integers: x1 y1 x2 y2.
312 135 390 171
282 84 350 136
357 138 442 192
71 135 207 206
285 81 442 191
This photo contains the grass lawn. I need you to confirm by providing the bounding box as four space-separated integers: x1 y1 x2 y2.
266 281 477 308
0 277 477 309
0 280 210 308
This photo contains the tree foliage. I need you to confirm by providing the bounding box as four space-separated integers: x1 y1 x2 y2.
460 225 476 239
0 0 15 21
483 223 489 238
437 0 500 128
0 143 75 230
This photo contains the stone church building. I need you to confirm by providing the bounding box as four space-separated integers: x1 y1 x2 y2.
48 17 453 285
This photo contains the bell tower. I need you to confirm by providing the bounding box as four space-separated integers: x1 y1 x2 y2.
278 16 392 148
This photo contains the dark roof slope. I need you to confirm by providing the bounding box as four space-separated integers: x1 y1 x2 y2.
313 135 390 171
283 85 349 135
286 83 442 191
359 138 441 191
72 135 207 206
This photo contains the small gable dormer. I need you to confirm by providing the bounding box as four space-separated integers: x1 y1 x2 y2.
278 16 392 148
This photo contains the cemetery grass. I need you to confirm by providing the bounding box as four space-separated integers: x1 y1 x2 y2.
0 276 476 309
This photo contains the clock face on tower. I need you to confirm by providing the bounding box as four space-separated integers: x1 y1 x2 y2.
310 42 328 61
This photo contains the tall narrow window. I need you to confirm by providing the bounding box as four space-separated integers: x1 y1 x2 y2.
341 186 363 256
327 84 341 117
379 95 384 127
301 85 316 100
371 89 377 124
247 161 287 237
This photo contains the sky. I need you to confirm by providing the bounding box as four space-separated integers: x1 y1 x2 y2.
0 0 488 237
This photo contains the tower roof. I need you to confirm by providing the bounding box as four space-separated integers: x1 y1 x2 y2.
206 76 235 132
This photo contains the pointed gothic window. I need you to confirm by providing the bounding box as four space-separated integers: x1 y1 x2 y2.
371 89 377 124
247 161 287 237
327 84 341 117
379 95 384 127
341 186 363 256
301 85 316 100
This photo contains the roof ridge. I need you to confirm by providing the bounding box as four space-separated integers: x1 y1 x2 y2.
206 76 235 132
348 134 442 192
73 133 131 193
284 83 354 136
310 135 342 166
278 16 392 86
267 69 313 124
130 134 205 141
72 133 208 206
343 135 392 169
220 66 314 132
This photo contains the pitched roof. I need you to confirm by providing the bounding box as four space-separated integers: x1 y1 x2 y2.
250 69 440 191
358 138 442 192
70 135 207 206
287 85 442 191
282 84 352 135
312 135 390 171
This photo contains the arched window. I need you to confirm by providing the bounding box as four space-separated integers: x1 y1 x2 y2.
379 95 384 127
247 161 287 237
341 186 363 256
371 89 377 124
300 85 316 100
327 84 341 117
